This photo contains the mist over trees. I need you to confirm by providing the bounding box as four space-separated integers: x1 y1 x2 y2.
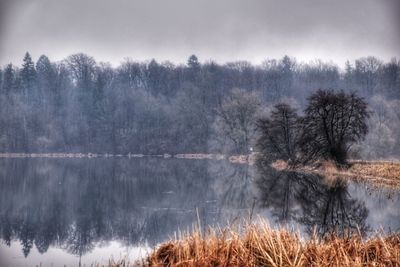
0 53 399 157
211 88 262 154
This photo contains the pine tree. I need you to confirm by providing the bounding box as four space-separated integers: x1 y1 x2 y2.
36 55 54 88
21 52 37 98
186 55 201 85
187 54 200 69
344 60 353 88
1 64 14 95
36 55 56 104
0 68 2 89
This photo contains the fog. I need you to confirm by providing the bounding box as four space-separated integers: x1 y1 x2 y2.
0 53 399 159
1 2 400 266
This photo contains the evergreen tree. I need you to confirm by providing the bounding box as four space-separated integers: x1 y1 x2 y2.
187 54 200 83
187 54 200 69
1 64 14 95
36 55 55 90
21 52 37 92
280 55 294 97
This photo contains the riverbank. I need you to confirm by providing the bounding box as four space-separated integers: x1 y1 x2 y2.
0 152 225 160
130 220 400 267
299 160 400 189
0 152 254 164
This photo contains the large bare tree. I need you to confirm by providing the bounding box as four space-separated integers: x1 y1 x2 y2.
301 90 369 164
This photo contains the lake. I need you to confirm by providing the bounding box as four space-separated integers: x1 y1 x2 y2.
0 158 399 267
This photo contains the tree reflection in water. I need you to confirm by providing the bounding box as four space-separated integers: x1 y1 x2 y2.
209 161 255 220
256 163 369 237
0 158 261 258
0 158 219 257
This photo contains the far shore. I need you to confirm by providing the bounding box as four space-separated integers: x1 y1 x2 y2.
0 152 219 159
0 152 252 162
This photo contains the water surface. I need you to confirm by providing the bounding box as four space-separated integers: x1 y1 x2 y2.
0 158 399 267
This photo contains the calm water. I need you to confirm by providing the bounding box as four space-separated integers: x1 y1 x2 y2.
0 158 399 267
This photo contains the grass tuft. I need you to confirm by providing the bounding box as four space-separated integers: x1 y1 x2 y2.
141 220 400 267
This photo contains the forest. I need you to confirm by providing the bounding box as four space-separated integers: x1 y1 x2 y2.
0 53 399 158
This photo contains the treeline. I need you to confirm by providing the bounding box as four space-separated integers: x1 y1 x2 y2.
0 53 399 154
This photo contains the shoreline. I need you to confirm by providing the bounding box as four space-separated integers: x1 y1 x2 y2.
0 152 217 159
0 152 256 164
273 160 400 190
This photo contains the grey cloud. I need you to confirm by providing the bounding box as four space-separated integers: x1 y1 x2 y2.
0 0 399 66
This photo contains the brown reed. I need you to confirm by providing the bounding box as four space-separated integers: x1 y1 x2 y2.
142 220 400 267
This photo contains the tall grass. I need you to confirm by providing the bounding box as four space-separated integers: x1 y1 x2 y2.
142 220 400 267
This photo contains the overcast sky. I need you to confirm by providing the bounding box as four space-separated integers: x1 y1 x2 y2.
0 0 399 67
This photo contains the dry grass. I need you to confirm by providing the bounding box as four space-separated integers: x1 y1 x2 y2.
333 161 400 189
229 154 257 165
271 159 289 171
349 161 400 181
141 221 400 267
282 160 400 190
91 258 145 267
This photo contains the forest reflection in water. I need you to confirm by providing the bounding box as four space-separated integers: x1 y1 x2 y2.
0 158 399 263
256 164 371 237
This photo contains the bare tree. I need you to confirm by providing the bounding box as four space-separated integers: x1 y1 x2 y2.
256 103 301 165
212 88 262 154
301 90 369 164
354 57 382 96
357 95 399 159
66 53 96 88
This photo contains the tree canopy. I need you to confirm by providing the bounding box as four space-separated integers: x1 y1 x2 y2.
301 90 369 164
257 90 370 165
